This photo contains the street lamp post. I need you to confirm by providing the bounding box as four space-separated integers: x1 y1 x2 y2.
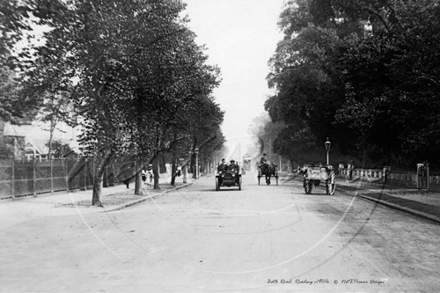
195 147 199 179
324 137 331 165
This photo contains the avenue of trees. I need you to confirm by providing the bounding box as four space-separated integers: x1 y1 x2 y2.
264 0 440 169
248 113 284 161
0 0 225 205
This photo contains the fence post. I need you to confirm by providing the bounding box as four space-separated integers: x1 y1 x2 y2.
65 160 69 191
50 159 54 194
33 159 37 197
383 166 390 184
427 164 430 191
83 159 87 190
11 160 15 199
92 160 95 188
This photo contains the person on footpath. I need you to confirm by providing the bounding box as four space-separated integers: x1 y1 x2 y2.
141 168 147 182
147 164 153 183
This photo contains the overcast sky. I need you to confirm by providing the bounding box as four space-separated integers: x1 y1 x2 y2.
183 0 285 142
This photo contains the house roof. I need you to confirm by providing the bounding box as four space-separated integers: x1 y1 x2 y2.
4 121 80 155
3 123 26 137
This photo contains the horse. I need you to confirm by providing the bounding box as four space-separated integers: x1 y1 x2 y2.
258 163 278 185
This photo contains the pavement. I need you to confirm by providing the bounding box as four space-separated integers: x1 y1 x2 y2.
238 171 440 225
334 176 440 224
288 172 440 224
0 175 194 227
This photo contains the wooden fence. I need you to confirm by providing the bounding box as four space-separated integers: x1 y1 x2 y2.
0 159 125 200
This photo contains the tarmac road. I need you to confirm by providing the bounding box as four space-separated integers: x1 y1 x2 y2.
1 172 439 292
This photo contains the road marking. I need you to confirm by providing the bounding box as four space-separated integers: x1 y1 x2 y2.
190 195 357 274
69 192 137 268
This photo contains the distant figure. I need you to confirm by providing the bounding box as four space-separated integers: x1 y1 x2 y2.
141 169 147 182
175 166 181 177
120 162 135 189
147 164 153 183
348 161 354 180
260 153 267 165
260 153 268 174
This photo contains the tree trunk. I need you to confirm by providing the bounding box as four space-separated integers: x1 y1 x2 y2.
103 166 108 187
47 119 56 159
153 157 160 189
170 151 177 186
171 161 176 186
134 158 144 195
182 164 187 183
92 172 104 207
92 149 114 207
191 154 196 179
290 158 295 173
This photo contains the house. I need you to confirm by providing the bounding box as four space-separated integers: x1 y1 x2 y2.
1 121 26 159
1 120 81 161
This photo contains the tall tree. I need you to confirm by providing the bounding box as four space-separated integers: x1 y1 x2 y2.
16 0 224 204
267 0 440 168
18 0 221 205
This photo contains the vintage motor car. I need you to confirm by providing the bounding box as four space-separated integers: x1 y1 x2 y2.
215 167 242 191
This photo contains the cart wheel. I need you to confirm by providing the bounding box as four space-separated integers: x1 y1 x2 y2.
215 177 219 191
305 181 312 194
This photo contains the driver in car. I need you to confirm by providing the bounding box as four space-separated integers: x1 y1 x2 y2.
229 159 239 173
229 159 240 183
218 158 228 173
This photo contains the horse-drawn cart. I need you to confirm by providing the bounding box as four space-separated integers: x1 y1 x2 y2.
302 164 336 195
257 163 279 185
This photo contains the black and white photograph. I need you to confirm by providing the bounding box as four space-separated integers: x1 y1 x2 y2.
1 0 440 292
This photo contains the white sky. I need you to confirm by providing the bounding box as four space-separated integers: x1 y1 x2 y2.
183 0 285 141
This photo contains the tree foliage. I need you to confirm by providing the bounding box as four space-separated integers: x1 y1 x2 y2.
7 0 224 203
266 0 440 168
248 113 284 163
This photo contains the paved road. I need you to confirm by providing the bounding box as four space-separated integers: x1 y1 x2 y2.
1 172 439 292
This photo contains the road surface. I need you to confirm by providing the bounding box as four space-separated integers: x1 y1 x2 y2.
1 172 439 292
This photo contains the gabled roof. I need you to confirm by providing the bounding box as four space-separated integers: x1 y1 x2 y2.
4 121 80 155
3 122 26 137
